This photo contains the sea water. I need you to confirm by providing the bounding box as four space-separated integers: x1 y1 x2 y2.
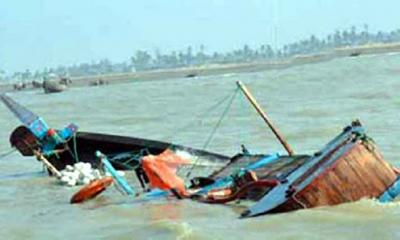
1 53 400 239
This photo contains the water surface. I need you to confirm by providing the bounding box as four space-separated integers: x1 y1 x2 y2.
1 53 400 239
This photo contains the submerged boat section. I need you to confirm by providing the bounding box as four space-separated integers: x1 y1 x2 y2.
241 121 398 217
2 86 400 218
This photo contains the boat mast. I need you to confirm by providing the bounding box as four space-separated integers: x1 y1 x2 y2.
236 81 294 156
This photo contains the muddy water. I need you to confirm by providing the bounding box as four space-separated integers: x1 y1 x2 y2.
1 53 400 239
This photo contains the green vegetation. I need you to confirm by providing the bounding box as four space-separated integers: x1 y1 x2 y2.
6 25 400 82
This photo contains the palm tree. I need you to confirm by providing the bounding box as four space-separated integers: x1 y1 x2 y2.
333 30 342 47
185 46 193 65
131 50 152 71
341 30 350 46
361 24 370 44
195 44 207 65
350 26 357 45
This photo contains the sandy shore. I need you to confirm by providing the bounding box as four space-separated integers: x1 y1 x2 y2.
2 42 400 93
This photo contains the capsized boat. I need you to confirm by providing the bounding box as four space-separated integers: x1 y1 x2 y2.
198 120 400 217
2 81 400 218
0 94 231 181
184 82 400 217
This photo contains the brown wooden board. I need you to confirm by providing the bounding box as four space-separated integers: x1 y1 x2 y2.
272 141 397 213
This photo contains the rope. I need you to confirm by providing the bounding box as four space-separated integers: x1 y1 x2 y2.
0 148 17 160
163 87 240 143
108 161 136 171
234 89 275 155
237 89 250 151
99 148 152 173
185 87 239 179
72 133 80 163
202 87 239 150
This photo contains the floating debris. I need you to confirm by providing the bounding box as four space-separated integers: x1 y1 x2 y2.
2 82 400 218
59 162 102 186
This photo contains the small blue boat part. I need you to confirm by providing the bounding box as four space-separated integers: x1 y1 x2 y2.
379 177 400 203
96 151 135 195
196 153 280 195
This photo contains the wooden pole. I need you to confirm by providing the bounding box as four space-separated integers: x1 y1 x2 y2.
33 150 62 178
236 81 294 156
15 137 62 178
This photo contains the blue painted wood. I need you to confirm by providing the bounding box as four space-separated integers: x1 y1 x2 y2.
40 123 78 155
59 123 78 139
196 153 280 195
1 94 79 142
143 189 170 199
129 154 282 202
1 94 38 126
196 177 234 195
96 151 135 195
246 153 280 171
379 177 400 203
28 117 49 139
119 189 170 206
242 126 361 217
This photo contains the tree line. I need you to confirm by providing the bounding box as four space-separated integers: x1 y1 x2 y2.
4 25 400 82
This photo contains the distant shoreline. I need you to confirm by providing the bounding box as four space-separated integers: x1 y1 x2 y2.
2 42 400 93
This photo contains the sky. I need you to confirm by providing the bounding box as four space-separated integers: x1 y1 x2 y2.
0 0 399 73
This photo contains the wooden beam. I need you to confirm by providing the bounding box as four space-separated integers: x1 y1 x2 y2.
236 81 294 156
33 150 62 178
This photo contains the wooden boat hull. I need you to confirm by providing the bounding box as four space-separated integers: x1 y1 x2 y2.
3 94 399 216
47 131 231 172
237 121 399 217
43 80 67 93
272 140 397 213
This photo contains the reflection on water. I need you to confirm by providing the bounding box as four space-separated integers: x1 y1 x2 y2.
147 202 184 221
1 53 400 239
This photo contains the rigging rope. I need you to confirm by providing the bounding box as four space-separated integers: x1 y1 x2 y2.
163 87 241 143
185 87 240 179
201 87 240 150
107 148 150 170
72 134 80 163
